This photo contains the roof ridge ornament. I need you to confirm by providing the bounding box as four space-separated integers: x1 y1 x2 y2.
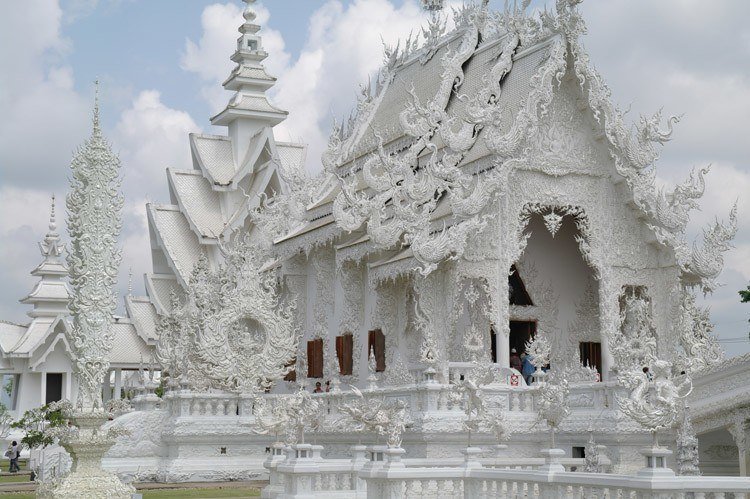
40 194 65 258
421 0 444 11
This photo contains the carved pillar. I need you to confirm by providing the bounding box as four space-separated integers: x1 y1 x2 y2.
338 261 364 380
597 273 616 381
311 250 334 378
284 255 308 381
730 415 750 476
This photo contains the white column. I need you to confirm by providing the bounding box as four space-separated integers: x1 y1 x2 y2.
65 372 72 401
731 418 749 477
40 372 47 406
598 276 616 381
113 368 122 400
102 369 112 403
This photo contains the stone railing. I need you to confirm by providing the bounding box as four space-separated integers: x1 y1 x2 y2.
162 391 255 418
265 443 750 499
157 378 621 422
363 467 750 498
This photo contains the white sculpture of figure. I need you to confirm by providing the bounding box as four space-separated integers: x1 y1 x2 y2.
525 332 552 382
253 397 292 446
46 84 135 499
338 386 410 449
535 370 570 449
676 405 700 476
282 388 323 445
367 352 379 390
584 431 602 473
450 362 496 447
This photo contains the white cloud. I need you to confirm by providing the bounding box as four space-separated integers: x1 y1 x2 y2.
0 187 65 324
181 2 291 113
113 90 201 202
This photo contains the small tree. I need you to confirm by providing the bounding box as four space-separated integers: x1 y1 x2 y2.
10 402 69 451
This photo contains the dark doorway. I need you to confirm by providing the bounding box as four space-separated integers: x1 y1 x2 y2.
307 339 324 378
509 321 536 355
509 265 533 306
490 327 497 363
45 373 63 404
579 341 602 379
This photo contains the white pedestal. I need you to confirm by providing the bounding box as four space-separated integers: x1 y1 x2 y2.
462 447 483 468
538 448 566 473
637 446 675 478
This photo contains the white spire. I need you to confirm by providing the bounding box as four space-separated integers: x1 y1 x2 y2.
40 194 64 257
210 0 287 159
21 194 70 318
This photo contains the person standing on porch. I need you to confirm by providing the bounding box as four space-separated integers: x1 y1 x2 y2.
510 348 522 372
522 354 535 385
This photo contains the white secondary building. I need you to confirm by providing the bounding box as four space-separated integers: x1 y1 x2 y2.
0 196 154 419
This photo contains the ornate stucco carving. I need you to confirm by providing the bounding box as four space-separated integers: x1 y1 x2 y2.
65 94 123 411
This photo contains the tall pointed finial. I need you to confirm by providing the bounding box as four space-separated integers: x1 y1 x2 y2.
39 194 64 257
127 267 133 296
49 194 57 233
243 0 257 22
92 79 102 138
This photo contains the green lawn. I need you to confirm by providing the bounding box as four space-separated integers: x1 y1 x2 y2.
142 488 260 498
0 475 31 484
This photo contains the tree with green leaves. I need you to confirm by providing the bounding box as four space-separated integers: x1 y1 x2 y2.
10 402 69 451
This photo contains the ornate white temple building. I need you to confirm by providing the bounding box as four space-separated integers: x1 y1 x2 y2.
3 0 750 493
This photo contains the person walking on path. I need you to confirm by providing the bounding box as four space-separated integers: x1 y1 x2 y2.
5 441 19 473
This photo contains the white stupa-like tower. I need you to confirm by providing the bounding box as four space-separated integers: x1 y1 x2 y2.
137 0 306 324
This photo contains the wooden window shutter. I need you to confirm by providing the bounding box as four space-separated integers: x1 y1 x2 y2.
368 329 386 372
336 334 354 376
307 338 324 378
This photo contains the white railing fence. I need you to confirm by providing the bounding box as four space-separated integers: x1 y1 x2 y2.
263 443 750 499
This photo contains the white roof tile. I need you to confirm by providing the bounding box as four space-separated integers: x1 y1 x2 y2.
109 322 153 365
146 274 182 316
125 296 159 343
9 318 56 356
169 169 226 238
0 321 27 354
191 134 235 185
148 204 202 284
277 142 306 171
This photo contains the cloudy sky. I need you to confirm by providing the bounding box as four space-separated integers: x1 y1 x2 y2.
1 0 749 354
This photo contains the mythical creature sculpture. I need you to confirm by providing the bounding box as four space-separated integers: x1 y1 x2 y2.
676 291 724 374
338 386 410 448
278 389 323 445
676 405 700 476
535 370 570 448
155 234 297 394
449 362 507 446
618 359 692 434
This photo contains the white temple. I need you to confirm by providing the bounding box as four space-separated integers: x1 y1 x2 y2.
3 0 750 495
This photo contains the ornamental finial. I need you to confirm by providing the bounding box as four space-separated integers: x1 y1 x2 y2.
49 194 57 232
127 267 133 296
242 0 257 22
92 79 101 138
421 0 444 11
